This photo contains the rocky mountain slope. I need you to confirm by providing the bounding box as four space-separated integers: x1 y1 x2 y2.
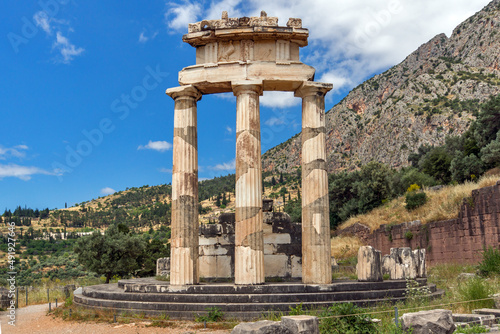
263 0 500 173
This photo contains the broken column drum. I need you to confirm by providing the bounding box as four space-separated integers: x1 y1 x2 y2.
166 11 333 285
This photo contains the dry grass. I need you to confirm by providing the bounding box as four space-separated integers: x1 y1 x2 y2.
338 174 500 232
331 235 364 261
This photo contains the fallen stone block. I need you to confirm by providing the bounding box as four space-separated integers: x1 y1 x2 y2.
281 315 319 334
453 313 496 327
357 246 382 282
231 320 292 334
401 309 455 334
473 308 500 319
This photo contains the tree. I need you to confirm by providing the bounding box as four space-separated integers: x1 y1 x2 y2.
450 152 484 183
271 176 276 186
279 173 284 183
474 94 500 148
480 133 500 167
74 224 146 283
136 238 170 277
419 147 452 183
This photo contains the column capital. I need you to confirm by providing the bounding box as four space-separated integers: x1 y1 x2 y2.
294 81 333 98
166 85 202 101
232 80 263 96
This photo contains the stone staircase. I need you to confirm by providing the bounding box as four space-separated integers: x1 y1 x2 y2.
74 277 444 320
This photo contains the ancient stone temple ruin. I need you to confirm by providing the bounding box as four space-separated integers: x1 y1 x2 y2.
74 13 438 320
165 11 332 286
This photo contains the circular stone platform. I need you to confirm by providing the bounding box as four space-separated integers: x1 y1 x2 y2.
74 277 444 320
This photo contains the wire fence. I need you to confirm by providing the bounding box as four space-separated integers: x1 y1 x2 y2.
8 288 498 330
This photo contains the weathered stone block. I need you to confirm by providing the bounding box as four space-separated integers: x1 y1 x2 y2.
281 315 319 334
356 246 382 282
265 254 289 277
382 248 426 280
453 313 496 326
265 233 291 244
199 255 233 278
291 255 302 278
264 243 277 254
263 199 273 212
200 245 229 256
401 309 455 334
156 257 170 276
231 320 292 334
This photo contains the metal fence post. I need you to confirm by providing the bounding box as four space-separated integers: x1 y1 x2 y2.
395 306 399 327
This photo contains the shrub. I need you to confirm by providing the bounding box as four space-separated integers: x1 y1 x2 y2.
478 247 500 277
405 192 427 210
319 303 376 334
457 278 495 312
195 307 224 322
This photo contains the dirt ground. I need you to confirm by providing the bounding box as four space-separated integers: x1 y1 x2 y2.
0 304 232 334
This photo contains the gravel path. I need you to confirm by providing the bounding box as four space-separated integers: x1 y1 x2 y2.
0 304 232 334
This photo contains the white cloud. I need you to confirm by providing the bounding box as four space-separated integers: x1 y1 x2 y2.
34 10 84 64
261 91 300 108
34 11 52 34
210 159 236 171
199 177 211 181
138 140 173 152
0 163 55 181
159 167 173 173
166 0 489 93
139 31 158 43
100 187 116 195
53 32 85 64
225 126 233 134
265 117 286 127
0 145 29 160
165 1 203 31
139 32 148 43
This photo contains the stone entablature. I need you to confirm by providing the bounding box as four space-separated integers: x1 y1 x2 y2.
178 11 314 94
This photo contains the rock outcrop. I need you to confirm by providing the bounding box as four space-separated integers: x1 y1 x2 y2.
263 0 500 173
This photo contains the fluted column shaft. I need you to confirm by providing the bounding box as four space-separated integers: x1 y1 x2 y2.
166 85 202 285
232 81 264 285
295 82 333 284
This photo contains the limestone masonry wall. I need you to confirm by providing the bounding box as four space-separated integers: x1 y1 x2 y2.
199 212 302 280
367 181 500 266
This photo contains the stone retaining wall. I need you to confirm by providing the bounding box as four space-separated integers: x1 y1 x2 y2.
367 181 500 266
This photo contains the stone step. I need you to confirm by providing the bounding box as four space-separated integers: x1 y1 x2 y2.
83 286 436 303
74 288 444 315
118 277 428 294
473 308 500 319
82 284 437 304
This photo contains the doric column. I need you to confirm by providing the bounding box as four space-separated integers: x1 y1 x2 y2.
295 81 333 284
232 80 264 285
166 85 202 285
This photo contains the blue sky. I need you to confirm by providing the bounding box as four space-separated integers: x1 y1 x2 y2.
0 0 490 211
